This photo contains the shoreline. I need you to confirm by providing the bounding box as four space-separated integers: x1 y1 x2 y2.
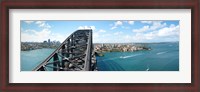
21 47 57 51
95 50 147 57
94 43 151 57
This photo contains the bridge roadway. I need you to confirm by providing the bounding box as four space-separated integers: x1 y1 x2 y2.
33 29 97 71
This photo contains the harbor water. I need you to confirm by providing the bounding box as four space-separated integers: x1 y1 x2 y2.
21 42 179 71
97 42 179 71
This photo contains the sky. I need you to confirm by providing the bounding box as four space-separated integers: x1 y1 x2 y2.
21 20 179 43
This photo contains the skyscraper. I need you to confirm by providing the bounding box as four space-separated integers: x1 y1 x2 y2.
48 39 50 45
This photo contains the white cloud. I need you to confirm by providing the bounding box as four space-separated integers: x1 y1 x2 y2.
93 29 107 43
111 26 117 30
144 31 157 40
127 24 179 42
99 29 106 33
93 32 99 38
123 33 155 42
90 26 96 30
35 29 51 38
93 32 101 43
77 26 96 30
22 21 68 42
128 21 134 25
35 21 51 29
78 26 84 29
110 21 123 30
93 30 125 43
35 21 45 26
123 33 147 42
133 21 166 33
111 21 133 30
115 21 123 26
77 26 108 43
93 23 179 43
35 21 45 24
141 21 153 24
133 26 150 33
158 24 179 37
102 34 111 37
21 29 66 42
150 21 166 30
133 33 146 41
114 31 123 35
124 35 132 41
24 21 34 24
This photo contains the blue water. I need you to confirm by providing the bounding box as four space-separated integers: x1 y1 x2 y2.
21 48 55 71
96 42 179 71
21 42 179 71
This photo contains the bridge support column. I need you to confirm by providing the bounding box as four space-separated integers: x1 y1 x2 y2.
53 53 59 71
61 45 65 68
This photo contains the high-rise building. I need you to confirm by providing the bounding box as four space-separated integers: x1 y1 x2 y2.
48 39 50 45
48 39 50 43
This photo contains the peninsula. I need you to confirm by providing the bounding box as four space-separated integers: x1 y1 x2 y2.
94 43 151 56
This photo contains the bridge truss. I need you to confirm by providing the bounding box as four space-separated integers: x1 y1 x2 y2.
33 29 97 71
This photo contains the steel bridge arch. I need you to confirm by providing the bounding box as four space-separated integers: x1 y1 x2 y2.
33 29 97 71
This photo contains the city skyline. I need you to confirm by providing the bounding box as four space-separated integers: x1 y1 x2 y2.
21 20 179 43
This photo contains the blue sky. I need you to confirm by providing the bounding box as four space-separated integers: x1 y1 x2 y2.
21 20 179 43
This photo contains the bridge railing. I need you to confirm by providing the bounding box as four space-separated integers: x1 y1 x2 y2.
84 30 92 71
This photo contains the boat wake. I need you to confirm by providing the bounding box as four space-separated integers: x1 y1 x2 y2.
120 54 142 59
102 57 119 61
156 51 167 55
146 65 150 71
